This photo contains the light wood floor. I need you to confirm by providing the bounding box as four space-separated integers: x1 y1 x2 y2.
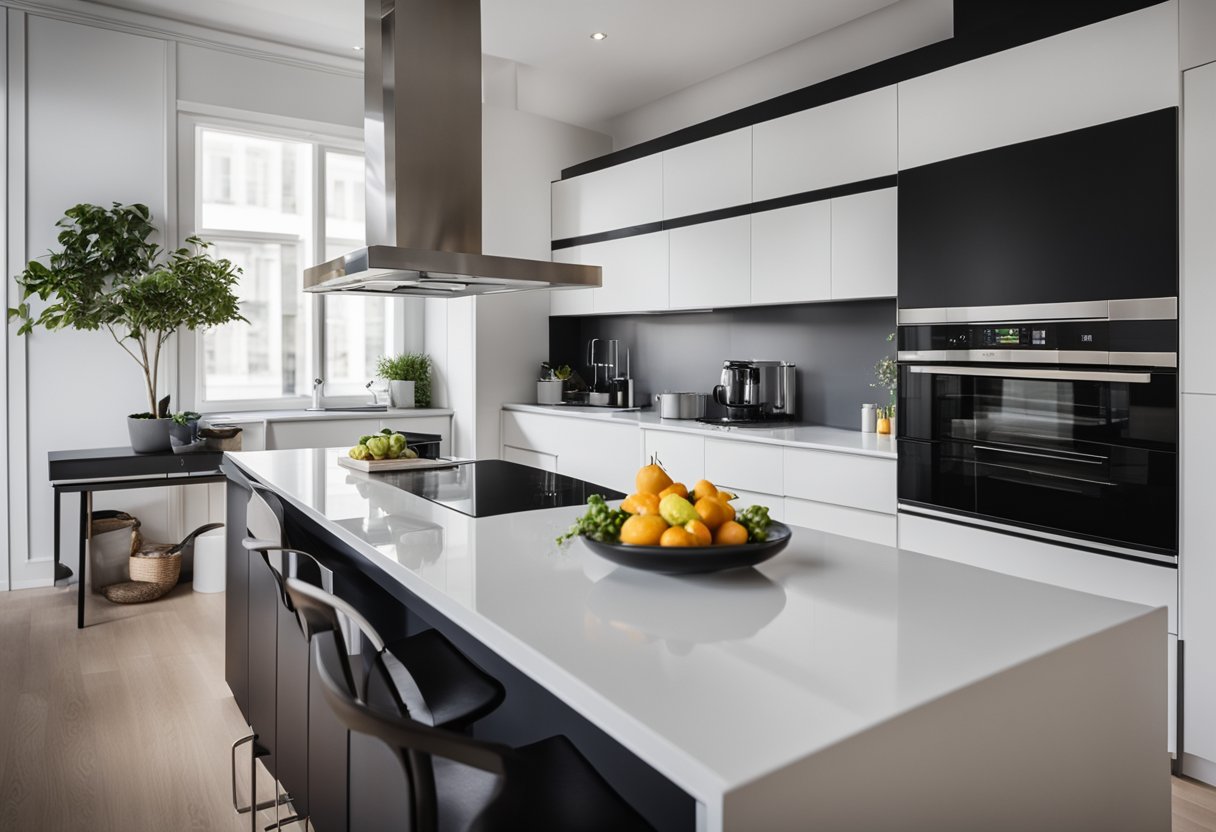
2 583 1216 831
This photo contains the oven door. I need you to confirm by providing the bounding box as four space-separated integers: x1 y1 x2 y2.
898 364 1177 561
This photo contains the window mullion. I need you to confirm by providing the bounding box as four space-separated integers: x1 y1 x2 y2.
312 141 326 392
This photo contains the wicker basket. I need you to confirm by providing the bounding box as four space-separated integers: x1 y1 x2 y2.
128 543 183 584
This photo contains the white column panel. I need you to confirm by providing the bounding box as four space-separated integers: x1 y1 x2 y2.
898 2 1179 170
1184 63 1216 394
1183 393 1216 767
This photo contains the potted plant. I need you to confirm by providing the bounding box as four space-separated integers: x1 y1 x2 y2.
169 411 202 451
870 332 897 436
9 203 244 452
537 362 571 404
377 352 432 409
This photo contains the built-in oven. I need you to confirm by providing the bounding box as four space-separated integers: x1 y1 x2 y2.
896 301 1178 565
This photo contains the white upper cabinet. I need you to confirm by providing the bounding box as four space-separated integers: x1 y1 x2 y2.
831 188 897 300
750 201 831 305
553 233 669 315
549 244 595 316
1184 62 1216 395
898 2 1179 170
551 153 664 240
669 216 750 310
752 86 897 202
662 127 752 219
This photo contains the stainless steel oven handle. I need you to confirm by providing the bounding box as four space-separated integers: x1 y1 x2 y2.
974 445 1106 465
906 365 1152 384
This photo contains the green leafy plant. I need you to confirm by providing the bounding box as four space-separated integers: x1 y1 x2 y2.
8 203 245 416
171 411 202 426
376 352 433 407
870 331 897 411
539 362 571 381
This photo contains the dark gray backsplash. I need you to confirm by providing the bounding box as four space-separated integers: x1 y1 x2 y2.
548 300 897 430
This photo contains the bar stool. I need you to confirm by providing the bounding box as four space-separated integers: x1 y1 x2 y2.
287 578 657 832
234 484 505 830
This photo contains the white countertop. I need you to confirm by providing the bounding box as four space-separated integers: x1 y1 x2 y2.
204 407 454 423
503 402 896 459
227 447 1155 807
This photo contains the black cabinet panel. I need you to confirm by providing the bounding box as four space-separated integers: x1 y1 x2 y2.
899 108 1178 309
224 466 251 721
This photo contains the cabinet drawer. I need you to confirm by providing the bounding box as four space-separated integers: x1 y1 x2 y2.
267 419 381 451
502 445 557 473
705 439 782 496
784 448 895 514
643 430 705 486
784 498 896 546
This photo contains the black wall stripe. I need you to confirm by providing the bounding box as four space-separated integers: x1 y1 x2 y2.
551 174 898 251
560 0 1164 181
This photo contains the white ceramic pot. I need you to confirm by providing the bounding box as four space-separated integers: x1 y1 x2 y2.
127 416 172 453
191 533 226 593
537 379 564 404
389 380 416 408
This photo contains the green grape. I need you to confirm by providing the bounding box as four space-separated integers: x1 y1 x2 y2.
556 494 630 544
738 505 772 543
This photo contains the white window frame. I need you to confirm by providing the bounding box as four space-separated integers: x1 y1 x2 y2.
177 106 412 413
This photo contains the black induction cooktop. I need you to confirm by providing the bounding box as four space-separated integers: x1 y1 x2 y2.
376 459 625 518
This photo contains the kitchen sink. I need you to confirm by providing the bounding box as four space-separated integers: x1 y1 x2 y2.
317 405 388 412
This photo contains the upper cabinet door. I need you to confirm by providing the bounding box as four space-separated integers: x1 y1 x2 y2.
751 201 831 305
663 127 752 219
831 188 897 300
551 154 663 240
550 245 596 316
669 216 750 310
752 86 897 202
898 2 1179 170
577 232 670 315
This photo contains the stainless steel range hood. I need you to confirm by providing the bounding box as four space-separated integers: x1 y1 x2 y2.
304 0 601 298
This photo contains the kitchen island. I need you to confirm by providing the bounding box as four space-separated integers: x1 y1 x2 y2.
225 447 1169 832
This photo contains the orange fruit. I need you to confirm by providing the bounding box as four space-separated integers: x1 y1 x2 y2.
619 514 669 546
659 482 689 500
659 526 697 547
621 492 661 516
636 461 674 495
717 489 737 502
711 495 736 523
684 519 712 546
694 496 727 530
714 520 748 546
691 479 718 501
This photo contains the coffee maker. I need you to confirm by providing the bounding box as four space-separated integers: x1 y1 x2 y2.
706 360 796 424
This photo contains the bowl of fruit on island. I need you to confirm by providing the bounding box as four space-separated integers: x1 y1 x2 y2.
558 459 791 574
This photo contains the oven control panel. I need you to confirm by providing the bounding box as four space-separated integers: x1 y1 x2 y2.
979 326 1048 347
900 321 1112 353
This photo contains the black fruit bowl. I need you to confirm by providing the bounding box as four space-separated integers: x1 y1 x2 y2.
581 522 792 575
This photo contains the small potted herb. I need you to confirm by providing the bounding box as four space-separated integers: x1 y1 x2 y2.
377 352 432 409
870 332 897 436
169 411 202 449
537 363 571 404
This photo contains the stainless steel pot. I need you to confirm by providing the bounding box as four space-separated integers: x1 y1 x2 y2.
653 392 708 419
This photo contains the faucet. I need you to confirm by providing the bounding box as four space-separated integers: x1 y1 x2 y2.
366 380 383 406
308 378 325 411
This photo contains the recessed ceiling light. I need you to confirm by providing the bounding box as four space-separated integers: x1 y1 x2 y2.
590 32 607 41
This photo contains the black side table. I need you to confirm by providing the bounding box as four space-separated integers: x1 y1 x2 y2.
49 447 227 628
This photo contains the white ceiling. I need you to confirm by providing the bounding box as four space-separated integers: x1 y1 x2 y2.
82 0 905 125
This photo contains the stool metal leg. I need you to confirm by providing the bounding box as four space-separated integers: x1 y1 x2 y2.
77 492 88 629
231 735 291 820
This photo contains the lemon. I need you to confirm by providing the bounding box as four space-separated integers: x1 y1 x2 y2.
659 493 698 527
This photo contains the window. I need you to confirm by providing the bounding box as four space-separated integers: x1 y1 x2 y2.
194 123 401 407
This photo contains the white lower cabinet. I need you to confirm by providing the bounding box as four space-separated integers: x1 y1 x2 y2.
500 411 640 493
643 430 705 484
784 498 896 547
704 438 783 496
265 415 453 456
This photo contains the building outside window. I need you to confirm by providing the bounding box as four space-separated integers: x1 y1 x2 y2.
193 123 399 407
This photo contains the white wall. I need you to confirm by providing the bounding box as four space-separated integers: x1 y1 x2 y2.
4 6 362 588
424 104 612 459
606 0 952 149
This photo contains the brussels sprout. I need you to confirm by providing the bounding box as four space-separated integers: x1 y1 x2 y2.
348 445 371 461
388 433 407 453
403 447 418 459
365 435 390 459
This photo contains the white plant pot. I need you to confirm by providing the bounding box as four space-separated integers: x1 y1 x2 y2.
537 379 564 404
389 380 416 408
192 533 226 593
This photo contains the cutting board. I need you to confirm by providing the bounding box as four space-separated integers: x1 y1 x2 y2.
337 455 466 473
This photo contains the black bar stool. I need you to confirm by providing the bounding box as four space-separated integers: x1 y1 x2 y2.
234 484 505 831
288 578 656 832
